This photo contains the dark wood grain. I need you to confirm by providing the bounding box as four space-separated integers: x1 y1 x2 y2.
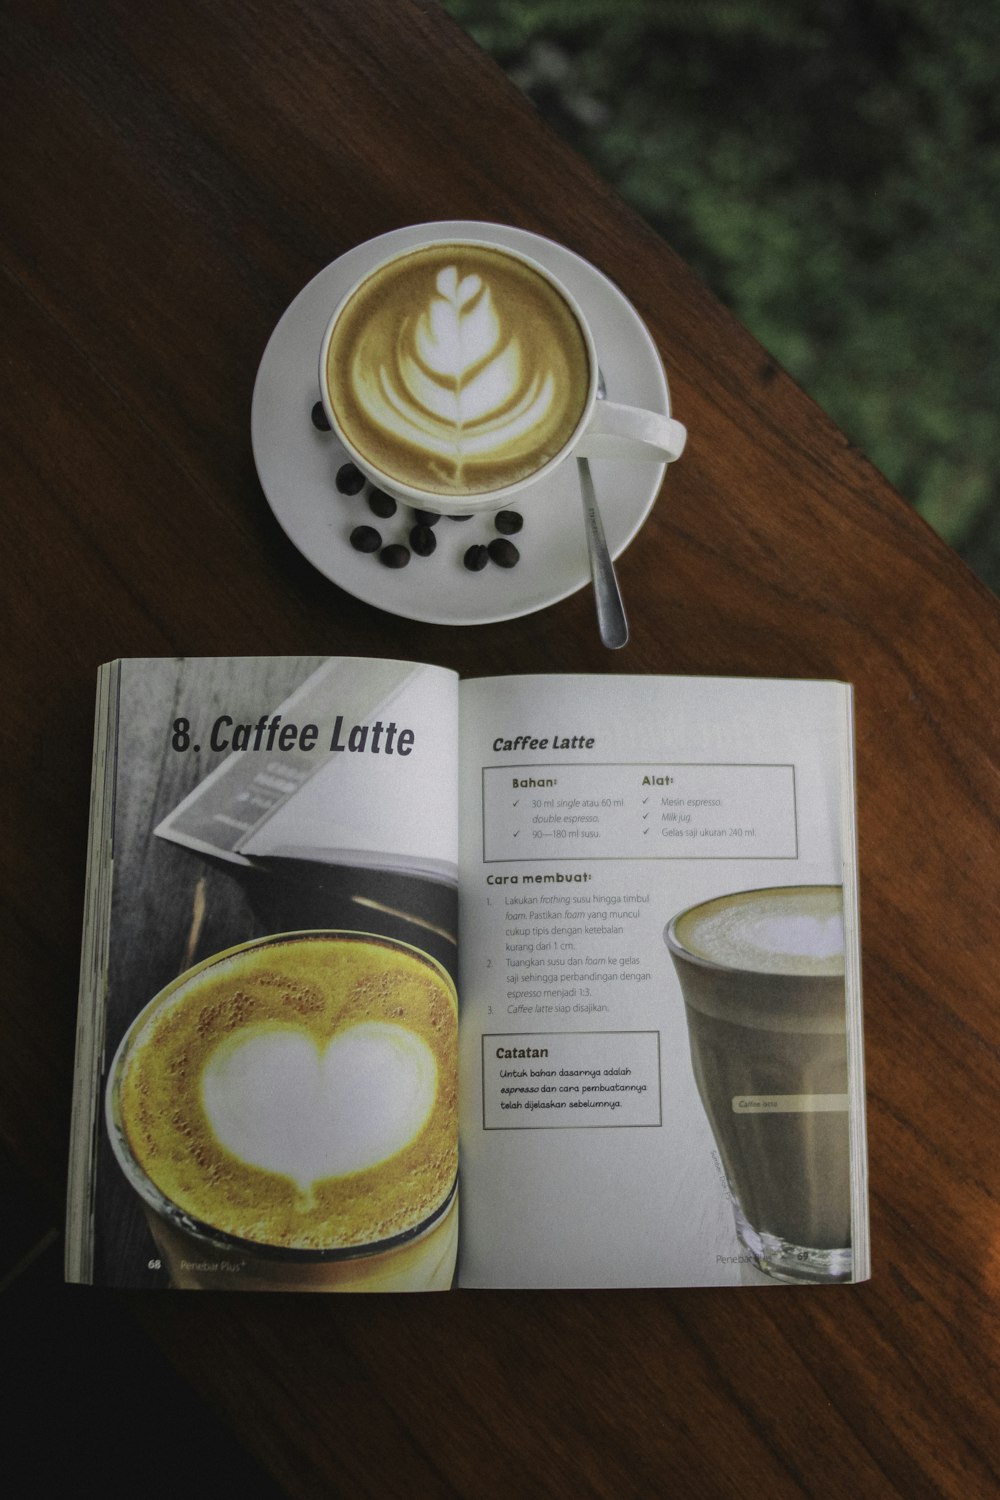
3 0 998 1495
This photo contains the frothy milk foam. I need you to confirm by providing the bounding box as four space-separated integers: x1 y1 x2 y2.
201 1021 438 1194
117 934 458 1251
325 243 591 496
674 887 844 978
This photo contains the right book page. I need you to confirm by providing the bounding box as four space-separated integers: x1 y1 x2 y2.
455 675 868 1289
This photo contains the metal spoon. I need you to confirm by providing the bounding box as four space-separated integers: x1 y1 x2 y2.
578 372 628 649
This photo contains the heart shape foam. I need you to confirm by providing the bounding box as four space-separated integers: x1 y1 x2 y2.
200 1021 438 1191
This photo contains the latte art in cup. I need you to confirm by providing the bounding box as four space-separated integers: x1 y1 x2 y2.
324 243 592 497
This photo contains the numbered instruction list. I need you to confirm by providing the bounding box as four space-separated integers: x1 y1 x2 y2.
481 763 797 862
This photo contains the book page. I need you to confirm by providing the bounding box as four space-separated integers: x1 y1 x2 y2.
70 655 463 1293
456 675 866 1289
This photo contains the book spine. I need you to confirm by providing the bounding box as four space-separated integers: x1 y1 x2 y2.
64 661 120 1283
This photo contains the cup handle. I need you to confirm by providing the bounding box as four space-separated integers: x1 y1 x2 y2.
576 400 687 463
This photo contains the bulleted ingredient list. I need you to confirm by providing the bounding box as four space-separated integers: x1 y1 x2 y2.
481 763 798 861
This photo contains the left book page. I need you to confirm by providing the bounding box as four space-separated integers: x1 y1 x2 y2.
66 656 461 1293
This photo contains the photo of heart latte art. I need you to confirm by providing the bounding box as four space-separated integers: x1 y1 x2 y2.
200 1020 440 1196
113 933 458 1253
325 244 592 495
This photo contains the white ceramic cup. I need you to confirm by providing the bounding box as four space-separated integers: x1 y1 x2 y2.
318 235 686 514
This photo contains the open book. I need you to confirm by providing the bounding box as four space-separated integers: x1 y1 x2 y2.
66 657 868 1291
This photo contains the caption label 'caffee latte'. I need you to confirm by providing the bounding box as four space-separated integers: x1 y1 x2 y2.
326 244 591 496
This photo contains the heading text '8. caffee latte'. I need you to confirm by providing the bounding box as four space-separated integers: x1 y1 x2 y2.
324 243 592 498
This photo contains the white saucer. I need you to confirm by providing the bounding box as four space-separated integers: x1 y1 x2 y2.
251 221 674 626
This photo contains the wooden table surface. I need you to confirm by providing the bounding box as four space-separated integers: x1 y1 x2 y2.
4 1 998 1495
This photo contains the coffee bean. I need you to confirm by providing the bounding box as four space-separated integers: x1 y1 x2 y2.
311 400 331 431
488 538 520 568
494 510 523 535
379 544 411 568
464 545 489 571
336 462 366 495
412 509 440 527
349 525 381 553
410 524 437 557
368 489 397 518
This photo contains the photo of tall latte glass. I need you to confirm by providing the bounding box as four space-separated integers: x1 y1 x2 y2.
666 887 853 1284
106 930 459 1292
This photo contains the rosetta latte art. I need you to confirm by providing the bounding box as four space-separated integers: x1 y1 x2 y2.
327 244 592 495
356 267 555 484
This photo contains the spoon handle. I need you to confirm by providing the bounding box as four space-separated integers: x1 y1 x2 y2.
578 456 629 649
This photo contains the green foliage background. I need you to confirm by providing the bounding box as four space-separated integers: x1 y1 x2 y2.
442 0 1000 591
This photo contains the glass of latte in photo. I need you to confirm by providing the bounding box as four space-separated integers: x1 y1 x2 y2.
666 887 854 1284
106 930 459 1292
319 236 686 513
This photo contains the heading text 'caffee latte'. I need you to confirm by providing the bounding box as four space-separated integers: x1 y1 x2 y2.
325 243 592 496
116 933 458 1252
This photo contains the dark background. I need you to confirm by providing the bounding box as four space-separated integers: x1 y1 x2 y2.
4 1 997 1495
443 0 1000 591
